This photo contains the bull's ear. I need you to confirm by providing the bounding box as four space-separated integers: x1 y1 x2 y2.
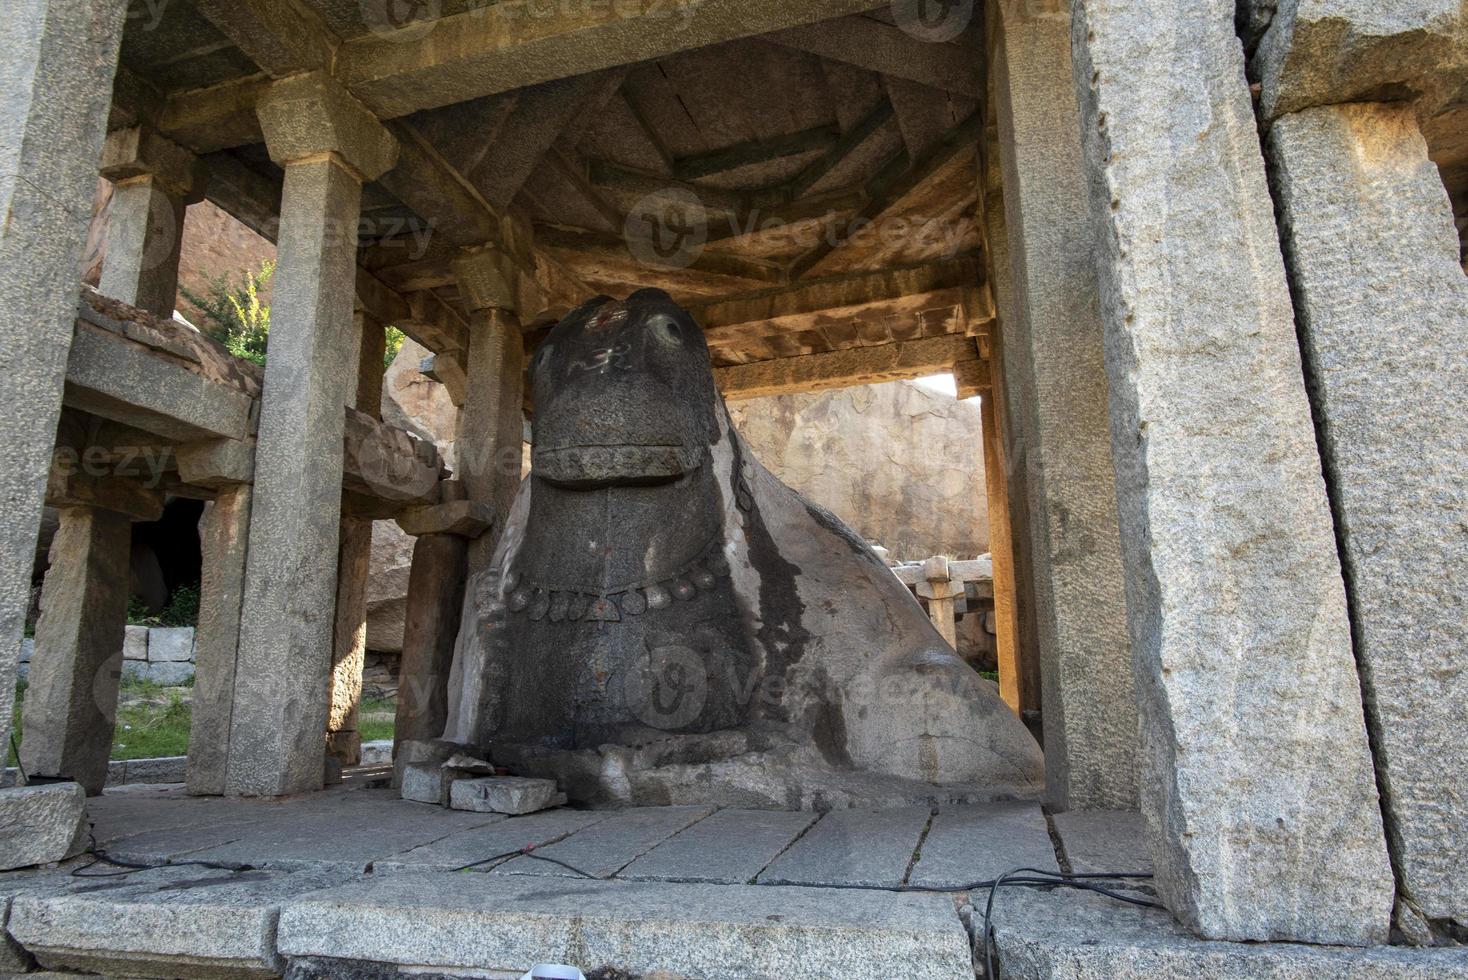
561 295 614 329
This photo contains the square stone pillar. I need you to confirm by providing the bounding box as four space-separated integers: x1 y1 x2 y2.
452 249 526 573
1069 0 1393 945
226 73 397 797
20 506 131 795
0 0 127 761
181 443 254 797
990 4 1137 811
1269 101 1468 933
392 498 489 752
326 313 389 770
97 127 206 317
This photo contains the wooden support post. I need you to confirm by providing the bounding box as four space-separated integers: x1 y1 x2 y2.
982 392 1022 714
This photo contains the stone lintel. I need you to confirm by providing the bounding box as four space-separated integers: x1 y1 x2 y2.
453 247 519 313
256 71 398 180
46 464 164 523
396 500 494 539
99 126 207 202
1253 1 1468 121
176 438 256 488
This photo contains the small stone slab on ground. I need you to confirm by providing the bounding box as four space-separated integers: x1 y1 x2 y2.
449 776 563 815
277 871 974 980
0 784 87 871
907 802 1057 889
990 887 1468 979
399 762 458 806
757 806 931 888
494 805 716 879
358 739 393 767
1051 809 1153 877
7 865 351 979
375 808 613 873
619 807 819 884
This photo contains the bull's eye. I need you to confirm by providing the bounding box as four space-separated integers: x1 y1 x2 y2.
646 313 683 348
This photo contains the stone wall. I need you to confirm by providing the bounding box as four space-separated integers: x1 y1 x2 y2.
727 380 988 561
18 625 196 687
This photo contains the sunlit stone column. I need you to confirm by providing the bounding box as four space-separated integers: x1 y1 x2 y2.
226 73 397 797
1070 0 1392 945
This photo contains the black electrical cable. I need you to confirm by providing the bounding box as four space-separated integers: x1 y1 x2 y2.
978 867 1163 979
70 833 257 879
8 734 25 785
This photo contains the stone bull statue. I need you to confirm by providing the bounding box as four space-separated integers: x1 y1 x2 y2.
442 289 1043 808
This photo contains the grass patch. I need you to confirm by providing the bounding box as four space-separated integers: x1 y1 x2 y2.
359 696 396 743
978 670 1000 682
9 679 395 770
126 585 200 628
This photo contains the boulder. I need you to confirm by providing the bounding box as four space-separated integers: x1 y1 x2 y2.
0 783 88 870
727 380 988 560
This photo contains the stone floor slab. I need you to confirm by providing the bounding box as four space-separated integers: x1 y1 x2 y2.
756 806 930 887
991 887 1468 979
908 802 1058 889
7 865 350 979
493 805 716 879
1051 809 1153 877
277 871 974 980
174 792 507 872
375 808 611 873
619 808 819 884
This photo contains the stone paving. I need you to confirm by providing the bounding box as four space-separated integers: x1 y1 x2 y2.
3 783 1465 979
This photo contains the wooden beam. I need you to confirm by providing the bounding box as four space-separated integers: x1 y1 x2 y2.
193 0 336 77
692 256 981 327
673 124 840 182
767 16 983 98
716 333 980 399
787 100 894 199
538 226 785 290
157 76 270 154
788 111 980 279
336 0 891 119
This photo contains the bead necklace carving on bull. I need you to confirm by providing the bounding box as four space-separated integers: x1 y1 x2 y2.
443 289 1042 808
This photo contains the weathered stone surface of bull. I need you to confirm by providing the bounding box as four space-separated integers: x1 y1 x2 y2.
443 290 1043 807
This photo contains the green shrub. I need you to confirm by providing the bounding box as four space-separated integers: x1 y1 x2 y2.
180 260 274 366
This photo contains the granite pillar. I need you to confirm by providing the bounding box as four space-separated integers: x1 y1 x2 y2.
97 127 205 317
19 506 130 795
186 482 253 796
1269 101 1468 931
1070 0 1393 944
226 73 397 796
453 250 525 573
0 0 127 765
990 3 1136 811
326 314 388 769
393 533 470 751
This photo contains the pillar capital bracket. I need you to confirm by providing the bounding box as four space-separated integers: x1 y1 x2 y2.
452 246 520 314
99 126 207 203
396 500 494 539
256 71 398 181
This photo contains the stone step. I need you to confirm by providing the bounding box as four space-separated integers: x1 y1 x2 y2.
6 865 351 979
990 888 1468 979
277 871 975 980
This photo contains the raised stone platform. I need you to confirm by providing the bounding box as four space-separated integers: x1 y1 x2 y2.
0 786 1461 979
